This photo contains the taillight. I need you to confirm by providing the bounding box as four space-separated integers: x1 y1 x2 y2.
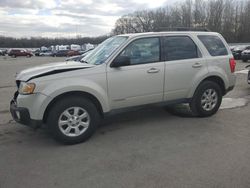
229 58 236 73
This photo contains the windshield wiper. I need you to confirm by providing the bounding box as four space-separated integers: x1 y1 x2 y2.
80 59 88 64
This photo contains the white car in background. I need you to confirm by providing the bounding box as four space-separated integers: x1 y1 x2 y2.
39 51 53 56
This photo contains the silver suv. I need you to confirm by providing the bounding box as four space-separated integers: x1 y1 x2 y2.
10 32 236 144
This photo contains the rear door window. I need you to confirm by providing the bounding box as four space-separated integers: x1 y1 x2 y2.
198 35 228 56
162 36 200 61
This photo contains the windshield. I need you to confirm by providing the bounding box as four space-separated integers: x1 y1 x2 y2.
82 36 128 65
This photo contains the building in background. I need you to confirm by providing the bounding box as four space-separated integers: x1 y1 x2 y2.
82 43 95 51
70 44 81 51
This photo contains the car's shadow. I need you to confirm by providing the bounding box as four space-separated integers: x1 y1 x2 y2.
1 104 195 146
164 104 195 118
98 104 195 134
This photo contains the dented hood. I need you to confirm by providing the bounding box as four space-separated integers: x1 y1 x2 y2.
16 61 95 81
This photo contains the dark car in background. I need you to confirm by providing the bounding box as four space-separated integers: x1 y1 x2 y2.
8 49 33 58
67 50 81 57
232 45 250 60
34 49 41 56
52 50 69 57
241 49 250 62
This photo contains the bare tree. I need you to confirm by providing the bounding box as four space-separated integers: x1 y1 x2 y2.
207 0 224 32
151 8 171 31
181 0 193 27
169 6 182 28
112 15 141 34
112 0 250 42
237 0 250 42
193 0 207 27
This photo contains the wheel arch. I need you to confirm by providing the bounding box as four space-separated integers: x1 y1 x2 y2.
195 76 226 96
43 91 104 123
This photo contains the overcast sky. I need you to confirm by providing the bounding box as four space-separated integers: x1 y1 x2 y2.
0 0 179 38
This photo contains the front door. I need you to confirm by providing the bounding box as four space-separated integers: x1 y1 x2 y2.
107 37 165 109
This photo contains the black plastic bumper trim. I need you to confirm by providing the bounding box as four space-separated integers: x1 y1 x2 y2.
10 100 42 129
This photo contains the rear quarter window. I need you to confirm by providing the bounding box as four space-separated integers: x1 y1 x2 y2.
198 35 228 56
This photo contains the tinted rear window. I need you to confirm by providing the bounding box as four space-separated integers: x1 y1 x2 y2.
163 36 200 61
198 35 228 56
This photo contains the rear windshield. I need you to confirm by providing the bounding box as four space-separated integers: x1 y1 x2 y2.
198 35 228 56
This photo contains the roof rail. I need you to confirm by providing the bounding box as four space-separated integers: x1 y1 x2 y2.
156 27 210 32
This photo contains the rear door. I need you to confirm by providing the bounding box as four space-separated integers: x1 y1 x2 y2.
162 35 208 101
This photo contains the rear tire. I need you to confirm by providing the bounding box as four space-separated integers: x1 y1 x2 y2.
47 96 100 144
190 81 222 117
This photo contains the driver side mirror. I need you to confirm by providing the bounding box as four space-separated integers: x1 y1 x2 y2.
111 56 130 68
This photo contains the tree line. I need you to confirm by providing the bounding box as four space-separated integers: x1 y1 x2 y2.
1 0 250 48
113 0 250 43
0 35 108 48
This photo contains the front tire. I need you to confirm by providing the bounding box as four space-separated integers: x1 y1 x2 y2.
190 81 222 117
47 97 100 144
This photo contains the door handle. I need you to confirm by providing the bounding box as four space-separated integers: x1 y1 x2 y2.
192 62 202 68
147 68 160 73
